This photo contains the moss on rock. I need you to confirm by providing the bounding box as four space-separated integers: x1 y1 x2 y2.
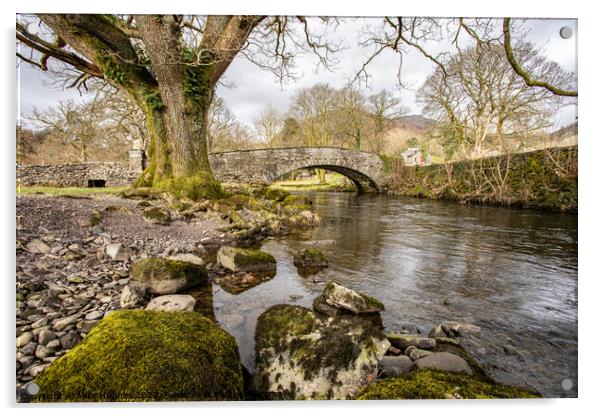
216 246 276 273
156 173 225 201
293 248 328 269
282 194 312 207
254 304 389 399
130 258 208 295
264 187 290 202
34 310 244 402
356 369 541 399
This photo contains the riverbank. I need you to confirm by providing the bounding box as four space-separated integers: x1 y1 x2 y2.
385 146 577 212
15 185 319 396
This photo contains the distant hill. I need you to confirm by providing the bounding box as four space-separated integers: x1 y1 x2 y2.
551 121 578 138
389 115 435 132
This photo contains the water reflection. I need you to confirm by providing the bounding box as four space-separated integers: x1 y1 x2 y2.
210 192 577 398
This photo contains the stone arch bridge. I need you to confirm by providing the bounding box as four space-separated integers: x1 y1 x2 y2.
209 147 387 193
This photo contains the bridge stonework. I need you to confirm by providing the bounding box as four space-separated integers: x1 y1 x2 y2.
209 147 387 193
17 147 387 193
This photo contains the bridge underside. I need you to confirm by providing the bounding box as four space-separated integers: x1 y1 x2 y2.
273 165 380 193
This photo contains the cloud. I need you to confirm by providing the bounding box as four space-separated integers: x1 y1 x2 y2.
18 17 577 130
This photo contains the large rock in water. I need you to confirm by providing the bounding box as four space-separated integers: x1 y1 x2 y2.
130 258 207 295
414 352 473 375
254 304 390 400
293 248 328 276
34 310 244 401
319 281 384 315
216 246 276 273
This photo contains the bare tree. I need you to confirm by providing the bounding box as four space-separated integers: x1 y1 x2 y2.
417 42 572 160
27 85 145 163
253 105 283 147
206 96 237 152
367 90 407 154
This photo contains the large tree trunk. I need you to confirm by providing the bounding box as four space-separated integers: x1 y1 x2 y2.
134 16 222 199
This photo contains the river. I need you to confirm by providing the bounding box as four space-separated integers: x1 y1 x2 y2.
210 192 578 398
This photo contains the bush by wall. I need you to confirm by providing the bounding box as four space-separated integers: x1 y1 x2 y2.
386 146 577 212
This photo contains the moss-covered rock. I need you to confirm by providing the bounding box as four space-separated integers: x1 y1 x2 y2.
130 258 207 295
34 310 244 402
293 248 328 270
282 194 312 207
254 304 390 399
286 210 320 230
264 187 290 202
355 369 541 399
216 246 276 273
142 207 172 225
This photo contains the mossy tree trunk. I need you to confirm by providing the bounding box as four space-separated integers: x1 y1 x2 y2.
30 14 265 199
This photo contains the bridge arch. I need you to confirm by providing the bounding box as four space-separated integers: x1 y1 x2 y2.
208 147 387 193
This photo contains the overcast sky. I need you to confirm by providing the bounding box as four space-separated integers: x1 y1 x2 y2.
17 17 578 132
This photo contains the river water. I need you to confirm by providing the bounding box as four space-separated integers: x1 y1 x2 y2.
210 192 578 398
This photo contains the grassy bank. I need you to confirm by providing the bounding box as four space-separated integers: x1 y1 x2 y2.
17 186 128 197
270 173 355 193
387 146 577 212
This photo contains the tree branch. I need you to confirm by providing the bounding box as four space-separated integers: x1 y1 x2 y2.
503 18 577 97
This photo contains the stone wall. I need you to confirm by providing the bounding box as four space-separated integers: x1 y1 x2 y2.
16 147 387 192
17 162 139 187
386 146 578 212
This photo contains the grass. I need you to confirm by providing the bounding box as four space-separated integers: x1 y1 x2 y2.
17 186 128 197
271 173 355 192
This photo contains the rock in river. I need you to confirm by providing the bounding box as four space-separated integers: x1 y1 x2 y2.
429 321 481 338
378 356 415 378
319 281 384 315
130 258 207 295
414 352 473 375
293 248 328 269
34 310 244 402
145 294 196 312
216 246 276 273
254 304 390 400
386 333 436 351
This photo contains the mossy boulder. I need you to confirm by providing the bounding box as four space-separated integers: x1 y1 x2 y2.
264 187 290 202
321 281 384 315
216 246 276 273
282 194 312 208
34 310 244 402
293 248 328 272
355 369 541 399
142 207 172 225
286 210 320 230
130 258 208 295
254 304 390 400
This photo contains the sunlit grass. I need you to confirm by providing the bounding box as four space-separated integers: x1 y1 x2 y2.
17 186 128 196
271 173 355 192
